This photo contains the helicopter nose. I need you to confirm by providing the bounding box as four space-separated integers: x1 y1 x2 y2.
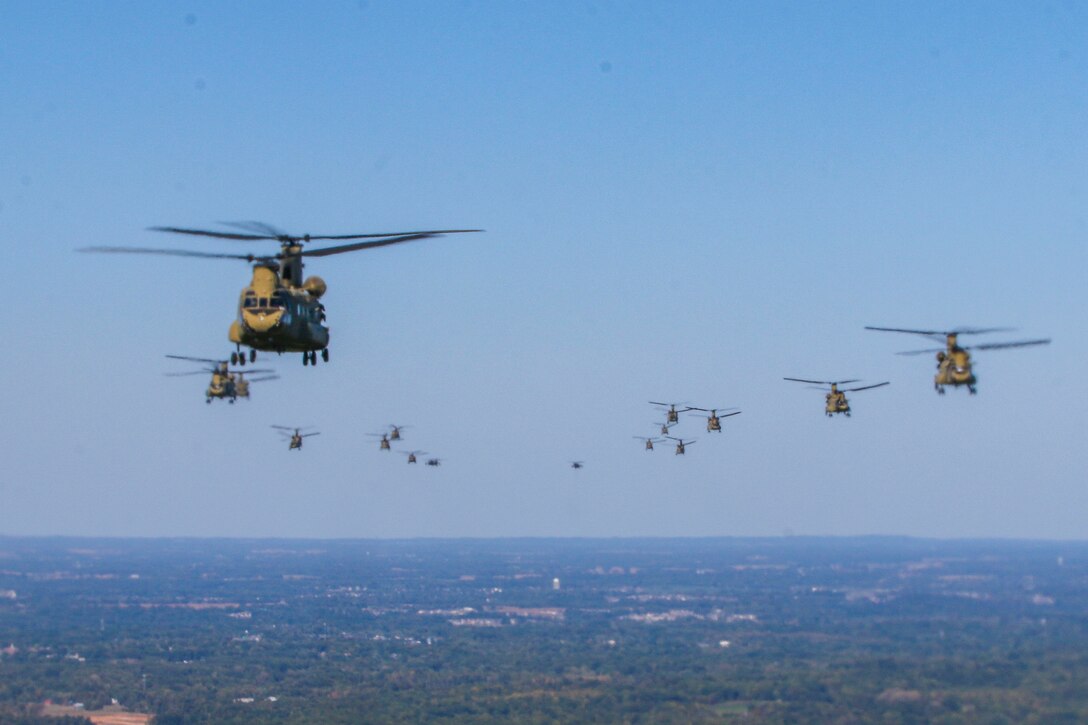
242 309 283 332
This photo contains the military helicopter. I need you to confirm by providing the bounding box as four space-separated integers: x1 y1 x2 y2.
388 425 410 441
401 450 426 464
666 437 696 455
633 436 664 451
866 326 1051 394
82 222 481 367
570 461 585 470
272 425 319 450
783 378 889 416
425 458 442 467
232 371 279 400
688 407 741 432
655 421 676 437
369 432 392 451
165 354 275 403
651 402 690 424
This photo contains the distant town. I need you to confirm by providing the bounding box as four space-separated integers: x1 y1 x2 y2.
2 536 1087 723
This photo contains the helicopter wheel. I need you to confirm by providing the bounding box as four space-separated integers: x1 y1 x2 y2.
230 352 238 365
302 353 309 366
205 398 211 405
969 386 977 395
321 348 329 362
249 349 256 363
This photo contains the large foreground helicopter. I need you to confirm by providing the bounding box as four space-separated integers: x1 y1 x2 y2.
83 222 481 367
866 326 1050 394
273 426 319 450
784 378 889 416
165 355 275 403
688 407 741 432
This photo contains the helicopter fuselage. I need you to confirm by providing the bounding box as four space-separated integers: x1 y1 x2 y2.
935 348 976 393
228 265 329 354
825 391 850 416
205 370 237 403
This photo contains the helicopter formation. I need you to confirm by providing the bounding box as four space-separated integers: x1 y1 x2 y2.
79 222 476 458
166 355 278 404
82 222 1052 468
638 402 742 456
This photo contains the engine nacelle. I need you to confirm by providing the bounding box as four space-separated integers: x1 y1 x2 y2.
302 275 327 298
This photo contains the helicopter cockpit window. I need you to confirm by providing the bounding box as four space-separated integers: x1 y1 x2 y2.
243 293 257 309
271 292 287 309
258 297 269 308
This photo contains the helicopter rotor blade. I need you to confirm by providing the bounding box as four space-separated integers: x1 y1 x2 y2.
867 325 1016 338
865 325 944 336
148 226 274 241
164 371 214 377
165 354 225 365
241 375 279 383
301 432 321 438
80 246 268 262
719 411 742 418
216 221 288 238
303 228 483 242
783 377 832 385
844 381 890 393
896 348 947 356
969 338 1051 352
297 233 440 258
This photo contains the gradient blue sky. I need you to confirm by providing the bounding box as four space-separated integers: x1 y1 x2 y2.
1 1 1084 538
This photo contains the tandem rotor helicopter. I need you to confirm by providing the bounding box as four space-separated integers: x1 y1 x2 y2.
83 222 481 367
273 426 320 451
165 355 276 403
666 437 695 455
650 402 689 424
866 326 1050 394
783 378 889 417
687 407 741 432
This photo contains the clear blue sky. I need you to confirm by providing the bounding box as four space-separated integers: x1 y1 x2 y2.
1 1 1084 538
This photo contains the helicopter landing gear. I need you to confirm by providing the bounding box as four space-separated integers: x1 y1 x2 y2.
206 398 211 405
303 352 309 366
321 348 329 362
969 386 977 395
845 411 851 417
249 349 256 363
303 350 317 366
231 352 238 365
